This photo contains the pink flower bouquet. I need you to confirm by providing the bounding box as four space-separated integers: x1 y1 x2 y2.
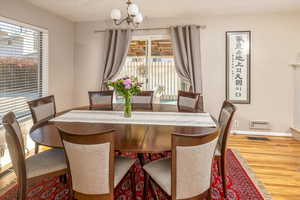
107 77 142 117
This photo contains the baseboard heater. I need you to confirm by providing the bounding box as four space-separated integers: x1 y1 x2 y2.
249 121 271 130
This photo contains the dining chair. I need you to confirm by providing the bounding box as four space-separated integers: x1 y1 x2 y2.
214 101 236 198
132 91 154 104
2 112 67 200
177 91 203 112
88 90 114 110
58 126 136 200
143 129 219 200
27 95 56 153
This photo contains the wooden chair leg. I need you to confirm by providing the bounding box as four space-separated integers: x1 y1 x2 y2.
143 173 149 200
215 155 226 199
69 182 75 200
149 179 160 200
59 174 67 184
220 155 227 199
34 143 39 154
216 157 222 177
130 168 136 200
207 188 212 200
148 153 152 161
17 180 27 200
137 153 149 200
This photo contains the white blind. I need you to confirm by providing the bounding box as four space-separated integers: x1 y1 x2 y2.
0 19 48 122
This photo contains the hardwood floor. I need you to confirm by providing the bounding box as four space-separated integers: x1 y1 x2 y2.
0 134 299 199
0 170 16 196
229 134 300 200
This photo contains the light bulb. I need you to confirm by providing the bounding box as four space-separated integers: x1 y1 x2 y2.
111 9 121 20
133 13 143 24
128 3 139 16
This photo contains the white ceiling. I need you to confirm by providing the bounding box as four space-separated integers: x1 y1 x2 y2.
26 0 300 22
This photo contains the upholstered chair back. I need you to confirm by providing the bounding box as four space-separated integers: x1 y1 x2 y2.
2 112 27 194
27 95 56 124
172 131 219 199
88 91 114 110
217 101 236 152
177 91 202 111
132 91 154 104
58 128 115 198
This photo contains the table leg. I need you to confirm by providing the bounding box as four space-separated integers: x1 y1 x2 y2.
137 153 149 200
35 143 39 154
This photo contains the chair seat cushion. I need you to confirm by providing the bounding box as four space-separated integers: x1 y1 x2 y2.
114 156 136 187
143 157 171 195
26 149 67 179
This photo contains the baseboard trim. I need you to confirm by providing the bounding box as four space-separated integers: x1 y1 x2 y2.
232 130 292 137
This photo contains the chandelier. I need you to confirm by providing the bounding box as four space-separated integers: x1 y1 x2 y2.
110 0 143 27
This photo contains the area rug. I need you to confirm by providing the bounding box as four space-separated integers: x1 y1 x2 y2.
0 149 272 200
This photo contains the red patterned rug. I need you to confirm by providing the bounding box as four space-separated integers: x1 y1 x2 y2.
0 149 271 200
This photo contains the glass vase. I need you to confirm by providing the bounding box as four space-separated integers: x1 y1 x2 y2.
124 96 132 118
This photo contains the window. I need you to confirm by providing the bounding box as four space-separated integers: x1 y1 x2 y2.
117 35 189 103
0 19 48 122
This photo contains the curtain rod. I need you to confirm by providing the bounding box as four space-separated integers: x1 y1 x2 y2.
94 25 206 33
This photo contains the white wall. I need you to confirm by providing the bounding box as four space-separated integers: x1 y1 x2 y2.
74 13 300 132
74 21 105 106
293 66 300 130
0 0 75 111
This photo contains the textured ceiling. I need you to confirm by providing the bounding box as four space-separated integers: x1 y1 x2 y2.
26 0 300 22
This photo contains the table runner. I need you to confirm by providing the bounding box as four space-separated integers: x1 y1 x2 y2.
50 110 217 127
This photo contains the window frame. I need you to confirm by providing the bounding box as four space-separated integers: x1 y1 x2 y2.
116 34 189 103
130 34 172 67
132 35 171 63
0 16 49 122
0 16 49 172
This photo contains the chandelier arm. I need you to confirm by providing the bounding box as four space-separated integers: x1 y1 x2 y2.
114 17 130 26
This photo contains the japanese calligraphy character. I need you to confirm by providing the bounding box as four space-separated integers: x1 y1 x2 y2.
235 92 242 97
235 61 244 68
235 74 242 80
236 79 242 85
235 36 245 49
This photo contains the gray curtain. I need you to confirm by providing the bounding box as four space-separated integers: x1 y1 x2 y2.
101 29 132 89
170 25 202 93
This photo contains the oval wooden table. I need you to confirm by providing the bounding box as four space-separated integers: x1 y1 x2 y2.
30 104 219 153
30 103 219 198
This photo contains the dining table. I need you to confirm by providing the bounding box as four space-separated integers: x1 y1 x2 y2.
30 103 219 154
29 103 219 198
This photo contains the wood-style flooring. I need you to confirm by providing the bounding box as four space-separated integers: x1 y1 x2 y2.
229 134 300 200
